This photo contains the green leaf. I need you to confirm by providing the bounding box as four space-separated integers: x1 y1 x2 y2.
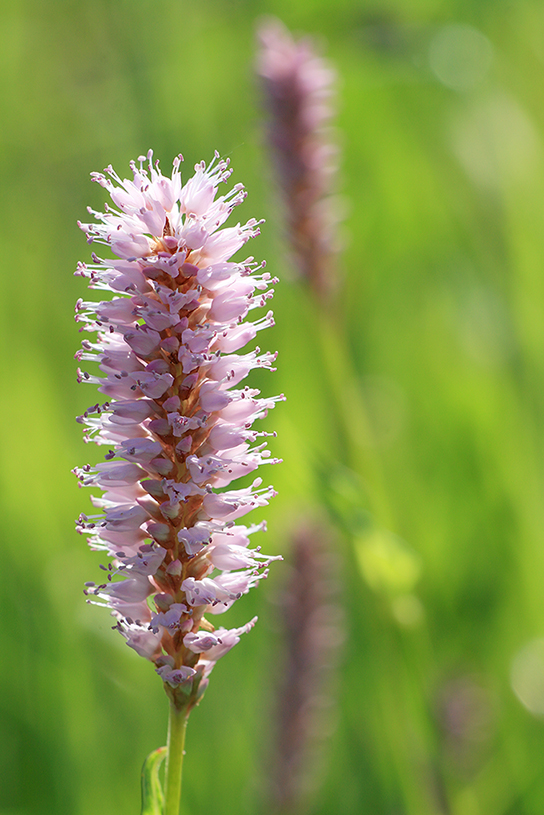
141 745 167 815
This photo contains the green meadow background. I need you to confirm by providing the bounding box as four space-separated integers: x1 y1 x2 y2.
3 0 544 813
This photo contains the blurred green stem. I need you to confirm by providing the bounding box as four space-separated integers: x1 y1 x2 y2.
317 309 394 527
164 703 189 815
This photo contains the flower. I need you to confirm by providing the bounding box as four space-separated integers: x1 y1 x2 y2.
268 519 343 810
74 150 282 710
257 18 340 300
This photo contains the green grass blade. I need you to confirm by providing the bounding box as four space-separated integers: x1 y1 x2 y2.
141 746 167 815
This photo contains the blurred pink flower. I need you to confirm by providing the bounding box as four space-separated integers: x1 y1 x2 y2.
257 18 340 300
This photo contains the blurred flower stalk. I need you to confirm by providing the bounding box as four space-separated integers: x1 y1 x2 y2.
269 520 343 814
257 21 353 813
257 19 391 523
257 18 340 303
74 150 282 815
257 19 430 812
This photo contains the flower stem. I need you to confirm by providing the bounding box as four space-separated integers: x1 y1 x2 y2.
164 703 189 815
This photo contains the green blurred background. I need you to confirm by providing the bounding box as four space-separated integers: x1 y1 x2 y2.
3 0 544 813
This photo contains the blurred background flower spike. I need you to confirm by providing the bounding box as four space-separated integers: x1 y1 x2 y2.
257 17 341 304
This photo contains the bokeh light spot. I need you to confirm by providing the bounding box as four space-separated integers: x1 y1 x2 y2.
429 24 493 91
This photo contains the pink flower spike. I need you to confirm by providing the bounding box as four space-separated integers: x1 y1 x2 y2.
75 150 281 712
257 18 341 301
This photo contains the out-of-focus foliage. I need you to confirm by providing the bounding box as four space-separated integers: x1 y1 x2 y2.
3 1 544 814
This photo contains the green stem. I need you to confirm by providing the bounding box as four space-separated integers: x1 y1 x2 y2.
163 703 189 815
